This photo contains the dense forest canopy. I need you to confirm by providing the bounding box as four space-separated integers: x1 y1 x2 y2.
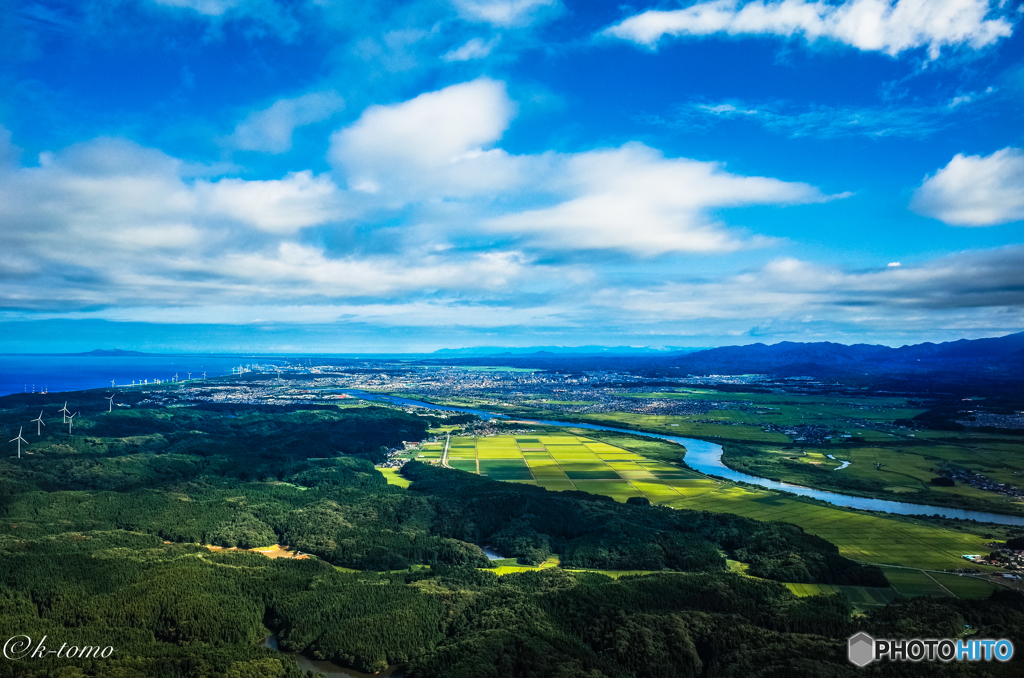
0 390 1022 677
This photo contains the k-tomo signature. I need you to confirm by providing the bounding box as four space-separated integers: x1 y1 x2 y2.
3 636 115 660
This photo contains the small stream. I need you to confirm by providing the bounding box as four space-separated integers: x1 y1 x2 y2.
825 454 852 471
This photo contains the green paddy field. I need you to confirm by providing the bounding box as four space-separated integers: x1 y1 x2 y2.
441 434 1001 572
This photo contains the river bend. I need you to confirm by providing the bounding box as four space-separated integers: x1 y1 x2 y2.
342 391 1024 527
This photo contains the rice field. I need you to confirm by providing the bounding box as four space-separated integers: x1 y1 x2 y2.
447 434 707 505
880 568 999 599
447 434 1000 571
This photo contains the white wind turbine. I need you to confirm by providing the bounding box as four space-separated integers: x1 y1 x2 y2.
31 411 45 435
59 402 71 423
68 412 78 435
111 379 115 387
10 427 28 458
105 394 115 412
186 372 192 380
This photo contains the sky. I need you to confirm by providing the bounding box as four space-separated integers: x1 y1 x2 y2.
1 0 1023 353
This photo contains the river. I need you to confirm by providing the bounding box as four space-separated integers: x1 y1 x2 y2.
344 390 1024 527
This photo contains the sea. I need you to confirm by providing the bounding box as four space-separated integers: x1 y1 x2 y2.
0 354 294 397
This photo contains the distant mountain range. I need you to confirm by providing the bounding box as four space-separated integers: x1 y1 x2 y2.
432 345 704 356
424 332 1024 395
670 332 1024 377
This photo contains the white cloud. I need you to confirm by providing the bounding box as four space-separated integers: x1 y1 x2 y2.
0 135 553 312
198 171 345 233
328 78 523 202
603 0 1015 59
229 91 344 154
324 80 843 254
591 246 1024 332
453 0 560 27
911 147 1024 226
443 36 501 61
486 143 840 254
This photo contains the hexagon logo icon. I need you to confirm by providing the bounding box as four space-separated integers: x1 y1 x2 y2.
848 632 874 667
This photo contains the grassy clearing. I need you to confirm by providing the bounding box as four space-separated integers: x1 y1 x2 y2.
783 583 899 607
378 468 411 488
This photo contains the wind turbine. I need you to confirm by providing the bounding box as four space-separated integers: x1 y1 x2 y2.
9 427 28 459
59 402 71 423
174 372 179 382
202 371 206 379
31 411 45 435
111 379 115 387
105 394 115 412
186 372 192 380
68 412 77 435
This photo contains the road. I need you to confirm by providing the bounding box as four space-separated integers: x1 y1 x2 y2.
441 433 451 469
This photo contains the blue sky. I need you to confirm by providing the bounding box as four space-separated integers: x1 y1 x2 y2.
1 0 1023 353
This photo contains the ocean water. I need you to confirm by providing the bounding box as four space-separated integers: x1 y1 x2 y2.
0 354 289 396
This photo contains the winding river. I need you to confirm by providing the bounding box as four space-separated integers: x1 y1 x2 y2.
342 391 1024 527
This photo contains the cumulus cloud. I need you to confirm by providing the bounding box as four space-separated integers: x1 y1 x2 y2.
324 79 841 254
197 171 345 233
328 78 523 202
486 143 841 254
602 0 1015 59
453 0 561 27
911 147 1024 226
229 91 344 154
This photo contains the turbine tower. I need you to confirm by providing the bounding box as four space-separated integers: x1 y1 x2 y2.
187 372 192 380
9 427 28 459
59 402 71 423
111 379 115 387
105 394 115 412
68 412 77 435
31 411 45 435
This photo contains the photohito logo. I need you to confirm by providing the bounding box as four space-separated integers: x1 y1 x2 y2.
848 632 1014 665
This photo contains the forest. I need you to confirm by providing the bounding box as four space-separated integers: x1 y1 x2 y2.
0 390 1022 676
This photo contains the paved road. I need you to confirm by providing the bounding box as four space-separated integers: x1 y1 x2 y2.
441 433 452 469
